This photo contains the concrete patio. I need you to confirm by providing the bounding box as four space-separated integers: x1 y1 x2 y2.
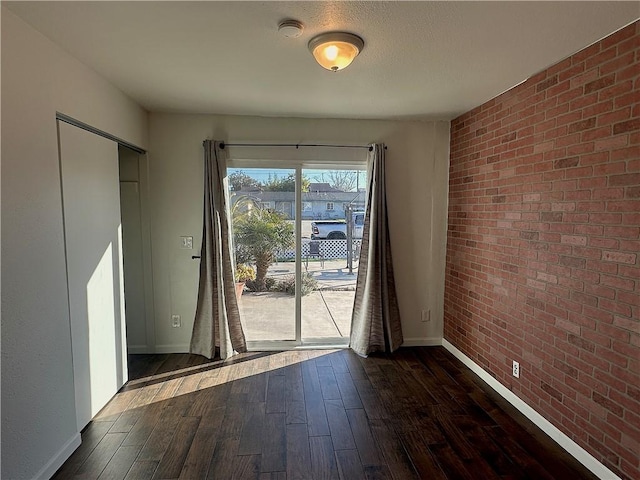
238 259 357 341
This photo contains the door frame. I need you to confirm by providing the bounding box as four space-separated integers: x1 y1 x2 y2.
227 159 366 351
118 148 157 353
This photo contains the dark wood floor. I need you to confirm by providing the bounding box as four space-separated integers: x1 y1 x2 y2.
53 347 597 479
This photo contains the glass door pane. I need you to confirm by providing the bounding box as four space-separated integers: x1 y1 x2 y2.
301 168 367 342
228 168 296 342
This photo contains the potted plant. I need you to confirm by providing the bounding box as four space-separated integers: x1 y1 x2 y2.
234 263 255 301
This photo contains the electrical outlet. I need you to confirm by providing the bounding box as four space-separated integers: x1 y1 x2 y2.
172 314 181 328
512 360 520 378
421 309 431 322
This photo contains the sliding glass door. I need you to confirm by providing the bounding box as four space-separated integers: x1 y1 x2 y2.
227 163 366 349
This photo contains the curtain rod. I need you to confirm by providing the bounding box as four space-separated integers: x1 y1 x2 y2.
215 141 386 151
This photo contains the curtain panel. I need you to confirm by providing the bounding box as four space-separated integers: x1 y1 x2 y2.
190 140 247 359
350 144 403 356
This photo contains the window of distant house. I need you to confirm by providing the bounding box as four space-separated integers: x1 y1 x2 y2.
303 202 312 211
326 202 334 211
261 201 274 209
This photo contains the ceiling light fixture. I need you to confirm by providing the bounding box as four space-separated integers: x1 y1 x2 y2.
308 32 364 72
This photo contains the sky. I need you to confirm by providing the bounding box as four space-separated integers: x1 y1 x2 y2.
228 167 367 191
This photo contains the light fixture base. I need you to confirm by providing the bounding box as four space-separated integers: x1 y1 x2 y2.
308 32 364 71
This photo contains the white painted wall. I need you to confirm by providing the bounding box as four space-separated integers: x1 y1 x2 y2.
148 113 450 352
1 8 148 479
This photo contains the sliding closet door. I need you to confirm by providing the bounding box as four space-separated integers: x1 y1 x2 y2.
58 121 128 430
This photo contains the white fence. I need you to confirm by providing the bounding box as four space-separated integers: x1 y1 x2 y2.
276 239 362 260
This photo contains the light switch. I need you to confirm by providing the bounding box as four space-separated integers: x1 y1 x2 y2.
180 236 193 249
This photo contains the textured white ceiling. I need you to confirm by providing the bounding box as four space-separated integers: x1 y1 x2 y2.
4 1 639 120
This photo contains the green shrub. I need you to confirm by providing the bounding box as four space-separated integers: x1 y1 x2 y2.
264 277 277 291
274 273 318 296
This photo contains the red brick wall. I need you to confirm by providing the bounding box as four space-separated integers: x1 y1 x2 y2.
445 22 639 479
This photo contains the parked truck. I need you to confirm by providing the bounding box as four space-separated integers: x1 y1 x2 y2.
311 211 365 239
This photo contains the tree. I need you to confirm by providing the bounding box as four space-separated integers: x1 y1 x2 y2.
263 173 310 192
228 170 261 191
233 208 294 291
314 171 362 192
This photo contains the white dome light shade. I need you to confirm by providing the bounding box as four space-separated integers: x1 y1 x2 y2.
308 32 364 71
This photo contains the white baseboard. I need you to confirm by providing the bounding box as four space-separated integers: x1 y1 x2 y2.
33 432 81 480
127 344 151 354
154 344 190 354
402 337 442 347
442 339 620 480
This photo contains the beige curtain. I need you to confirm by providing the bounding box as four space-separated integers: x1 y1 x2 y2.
190 140 247 359
350 144 403 356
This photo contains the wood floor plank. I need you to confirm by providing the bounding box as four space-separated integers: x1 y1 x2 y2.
363 465 393 480
108 409 142 434
178 409 224 479
342 351 368 381
262 413 287 472
329 352 350 374
122 403 164 447
352 378 390 421
238 402 266 455
74 432 128 480
465 432 525 478
137 405 181 462
399 431 447 480
57 350 599 480
324 399 356 450
369 419 418 480
151 377 183 403
232 454 261 480
124 461 158 480
248 371 269 403
266 375 286 414
305 394 330 437
186 382 230 418
334 372 363 409
286 423 313 480
173 371 205 397
126 385 162 410
207 437 240 480
434 415 477 460
97 445 142 480
93 388 139 423
313 351 334 367
309 435 340 480
484 425 557 480
285 362 305 403
335 449 365 480
346 408 384 467
152 415 200 479
219 398 248 439
198 363 229 389
378 364 416 404
53 421 114 478
259 472 287 480
317 365 342 400
286 400 307 425
428 443 483 480
301 358 322 396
